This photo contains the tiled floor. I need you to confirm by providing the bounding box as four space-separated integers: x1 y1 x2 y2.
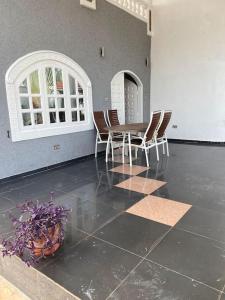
0 143 225 299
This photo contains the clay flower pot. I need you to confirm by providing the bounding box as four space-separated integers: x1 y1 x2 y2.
32 223 61 257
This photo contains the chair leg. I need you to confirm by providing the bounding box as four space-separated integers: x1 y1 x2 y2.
166 139 170 156
122 133 125 164
162 142 165 155
105 137 109 162
95 136 98 158
128 132 132 166
145 147 149 167
135 147 138 159
110 136 114 162
155 138 159 161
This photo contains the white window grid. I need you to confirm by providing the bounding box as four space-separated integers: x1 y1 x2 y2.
17 65 87 130
6 51 93 142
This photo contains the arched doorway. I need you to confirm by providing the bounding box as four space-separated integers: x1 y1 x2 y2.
111 70 143 124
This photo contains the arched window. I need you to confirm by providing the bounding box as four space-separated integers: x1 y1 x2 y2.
5 51 93 141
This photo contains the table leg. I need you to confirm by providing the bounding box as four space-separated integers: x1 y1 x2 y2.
128 132 132 166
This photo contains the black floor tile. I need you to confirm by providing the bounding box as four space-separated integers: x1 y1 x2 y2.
40 236 141 300
51 190 122 235
0 177 34 194
176 206 225 243
95 213 170 257
1 182 64 204
148 229 225 290
59 158 119 179
153 183 225 214
67 179 111 200
96 171 131 187
28 169 96 194
60 195 121 234
93 187 144 211
0 208 16 236
108 260 220 300
0 196 16 212
37 227 87 268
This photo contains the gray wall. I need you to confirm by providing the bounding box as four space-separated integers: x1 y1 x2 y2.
0 0 150 179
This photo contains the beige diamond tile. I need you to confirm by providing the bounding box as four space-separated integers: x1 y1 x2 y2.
110 164 149 176
115 176 166 194
127 195 192 226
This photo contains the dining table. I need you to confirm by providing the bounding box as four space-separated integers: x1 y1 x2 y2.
105 122 148 166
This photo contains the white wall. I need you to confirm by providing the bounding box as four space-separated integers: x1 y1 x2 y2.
151 0 225 141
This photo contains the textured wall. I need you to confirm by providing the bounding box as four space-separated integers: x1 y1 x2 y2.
151 0 225 141
0 0 150 179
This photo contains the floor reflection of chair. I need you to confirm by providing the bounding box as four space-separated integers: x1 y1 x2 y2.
143 156 169 181
95 158 113 190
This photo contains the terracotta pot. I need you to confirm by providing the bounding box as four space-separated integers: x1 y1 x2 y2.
31 223 61 257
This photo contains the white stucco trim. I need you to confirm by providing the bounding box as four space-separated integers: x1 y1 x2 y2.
5 50 93 142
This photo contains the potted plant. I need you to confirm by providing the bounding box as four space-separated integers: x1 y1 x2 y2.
1 198 70 266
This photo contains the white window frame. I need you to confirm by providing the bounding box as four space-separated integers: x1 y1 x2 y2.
5 50 93 142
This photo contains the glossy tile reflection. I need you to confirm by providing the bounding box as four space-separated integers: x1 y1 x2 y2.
127 195 192 226
110 164 148 176
116 176 166 194
95 213 170 256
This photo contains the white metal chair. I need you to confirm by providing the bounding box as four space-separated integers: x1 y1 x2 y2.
155 110 172 156
92 111 110 158
106 109 120 127
127 111 163 167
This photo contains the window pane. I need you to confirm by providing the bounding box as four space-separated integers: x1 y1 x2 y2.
49 112 56 123
59 111 66 122
32 97 41 109
20 97 29 109
46 68 54 94
22 113 32 126
48 97 55 108
57 97 64 109
30 70 40 94
55 68 63 94
69 75 76 95
34 113 43 125
80 110 85 121
78 82 83 95
71 98 77 108
72 111 77 122
79 98 84 109
19 79 28 94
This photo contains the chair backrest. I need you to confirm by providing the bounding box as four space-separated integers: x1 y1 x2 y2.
144 111 162 142
157 110 172 138
92 111 108 134
107 109 120 127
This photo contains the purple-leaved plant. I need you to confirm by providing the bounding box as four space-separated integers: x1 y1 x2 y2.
1 195 70 266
